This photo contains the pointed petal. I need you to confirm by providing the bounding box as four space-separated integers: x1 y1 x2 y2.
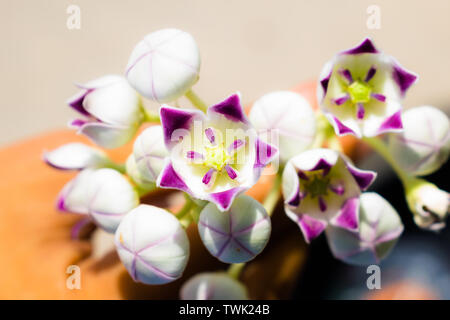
67 90 91 116
331 197 359 231
78 122 136 149
342 38 379 55
157 161 192 195
208 93 249 124
297 214 327 243
209 187 244 211
328 115 360 137
254 138 278 168
377 110 403 135
392 63 418 96
43 143 108 170
346 163 377 191
160 106 205 149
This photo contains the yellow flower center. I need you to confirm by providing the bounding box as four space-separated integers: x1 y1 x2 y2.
348 80 371 104
203 144 230 171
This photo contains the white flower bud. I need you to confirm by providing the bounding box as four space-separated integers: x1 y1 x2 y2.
125 154 155 191
57 168 139 233
388 106 450 176
249 91 316 163
125 28 200 103
115 205 190 285
133 125 168 183
44 143 110 170
180 272 248 300
406 179 449 231
326 192 404 266
198 195 271 264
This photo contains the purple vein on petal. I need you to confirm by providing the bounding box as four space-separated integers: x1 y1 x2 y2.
202 168 217 186
365 66 377 82
225 165 238 180
199 221 229 237
186 151 204 161
339 69 353 84
228 139 245 154
371 93 386 102
318 196 327 212
205 128 216 144
357 103 365 120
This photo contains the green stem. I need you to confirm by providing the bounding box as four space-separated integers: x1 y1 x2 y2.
176 197 195 219
185 89 208 112
363 136 412 186
263 174 282 216
105 162 126 174
227 263 245 279
143 109 161 123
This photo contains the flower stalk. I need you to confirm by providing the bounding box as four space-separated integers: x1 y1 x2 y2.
185 89 208 112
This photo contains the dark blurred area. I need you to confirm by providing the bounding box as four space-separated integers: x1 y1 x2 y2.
294 155 450 300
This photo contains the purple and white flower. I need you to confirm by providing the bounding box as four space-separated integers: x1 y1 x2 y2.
67 75 143 148
115 204 190 285
326 192 404 265
180 272 248 300
157 93 278 211
43 143 110 170
388 106 450 176
198 195 271 263
249 91 316 163
57 168 139 233
318 38 418 137
282 148 376 243
126 28 200 103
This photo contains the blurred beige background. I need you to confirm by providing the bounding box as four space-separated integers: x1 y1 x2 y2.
1 0 449 146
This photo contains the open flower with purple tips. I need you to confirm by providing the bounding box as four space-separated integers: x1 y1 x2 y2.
282 148 376 243
67 75 144 148
318 38 418 137
157 93 278 211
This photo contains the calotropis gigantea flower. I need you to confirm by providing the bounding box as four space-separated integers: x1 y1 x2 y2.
115 205 190 285
126 28 200 103
249 91 316 163
57 168 139 233
282 148 376 243
405 179 449 231
43 142 110 170
318 38 418 138
388 106 450 176
133 125 169 183
68 75 144 148
326 192 404 265
180 272 248 300
157 93 278 211
198 195 271 263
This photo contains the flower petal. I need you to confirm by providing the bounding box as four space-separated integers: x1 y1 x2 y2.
331 197 360 231
208 93 249 124
77 122 137 149
208 187 244 212
254 138 278 168
377 110 403 135
392 63 418 96
160 106 205 150
67 90 91 116
341 37 379 55
44 143 109 170
156 161 192 195
346 163 377 191
285 209 327 244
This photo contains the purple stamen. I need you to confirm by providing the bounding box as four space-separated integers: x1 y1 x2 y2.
202 168 217 186
228 139 245 154
333 94 350 106
318 196 327 212
339 69 353 84
371 93 386 102
329 183 345 195
186 151 204 161
297 170 309 180
205 128 216 144
225 165 238 180
357 103 365 120
365 66 377 82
